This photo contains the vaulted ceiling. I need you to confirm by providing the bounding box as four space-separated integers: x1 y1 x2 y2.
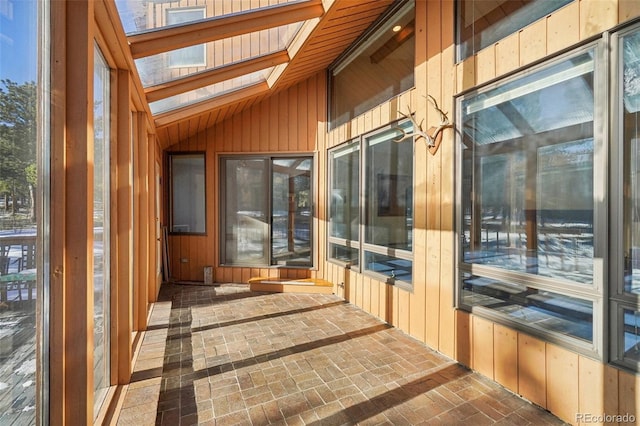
115 0 395 147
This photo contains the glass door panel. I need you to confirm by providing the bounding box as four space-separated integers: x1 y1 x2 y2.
222 159 269 265
271 159 312 266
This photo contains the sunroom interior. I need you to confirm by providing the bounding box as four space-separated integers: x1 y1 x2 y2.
4 0 640 424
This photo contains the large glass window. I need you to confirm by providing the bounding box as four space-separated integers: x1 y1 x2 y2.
166 8 206 68
93 44 111 416
328 142 360 267
0 0 46 423
328 121 414 288
613 26 640 369
329 0 415 128
458 46 602 353
220 156 313 267
456 0 572 62
170 153 206 234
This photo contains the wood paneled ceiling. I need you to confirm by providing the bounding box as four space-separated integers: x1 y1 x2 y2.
116 0 395 147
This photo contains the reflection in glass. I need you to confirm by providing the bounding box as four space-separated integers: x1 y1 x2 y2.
0 0 41 422
461 50 595 284
329 244 359 267
171 155 206 234
364 251 412 284
330 1 415 128
462 274 593 342
456 0 572 61
623 30 640 295
329 143 359 243
623 309 640 363
271 159 312 266
93 45 111 416
365 122 413 252
222 159 269 265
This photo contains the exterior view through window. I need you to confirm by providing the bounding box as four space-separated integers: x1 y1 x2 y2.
0 0 44 423
221 156 313 267
458 47 601 353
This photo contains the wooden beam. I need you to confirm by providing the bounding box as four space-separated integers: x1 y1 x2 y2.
154 82 270 128
129 0 325 59
145 51 289 102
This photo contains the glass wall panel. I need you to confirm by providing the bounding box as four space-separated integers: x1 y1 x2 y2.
456 0 572 62
170 154 205 234
166 8 206 68
93 45 111 416
330 1 415 128
221 157 313 267
364 251 412 283
222 158 269 265
0 0 43 423
461 50 595 284
271 158 312 266
623 29 640 296
462 273 593 342
365 122 413 253
328 142 360 266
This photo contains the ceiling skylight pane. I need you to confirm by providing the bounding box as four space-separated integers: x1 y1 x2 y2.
136 22 302 88
115 0 305 35
150 67 274 115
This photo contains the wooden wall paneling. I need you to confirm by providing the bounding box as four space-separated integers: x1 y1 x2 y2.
61 1 94 421
297 79 309 151
455 310 472 367
391 286 400 327
578 356 619 424
580 0 618 40
147 133 158 296
136 112 149 329
49 2 68 421
494 32 519 82
547 2 579 55
620 0 640 23
278 90 289 151
232 266 243 283
437 51 456 357
362 275 371 314
307 73 319 152
269 93 280 150
545 344 578 422
354 270 363 308
517 333 547 408
409 0 427 344
617 369 639 422
288 84 298 151
115 69 133 384
456 55 475 93
397 287 410 333
222 115 233 152
370 278 380 319
475 45 495 85
493 324 518 393
425 0 443 350
472 316 494 379
519 19 547 67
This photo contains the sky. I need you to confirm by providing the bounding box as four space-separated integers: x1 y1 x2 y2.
0 0 37 85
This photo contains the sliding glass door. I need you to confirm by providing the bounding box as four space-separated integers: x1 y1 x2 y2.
221 156 313 267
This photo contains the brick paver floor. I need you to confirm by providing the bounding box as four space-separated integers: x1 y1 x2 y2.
116 283 567 425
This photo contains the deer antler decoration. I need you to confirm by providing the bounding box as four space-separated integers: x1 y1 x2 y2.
393 95 453 155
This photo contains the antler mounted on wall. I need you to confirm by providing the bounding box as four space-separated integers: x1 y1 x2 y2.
393 95 453 155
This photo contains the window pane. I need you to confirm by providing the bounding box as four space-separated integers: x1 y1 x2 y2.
623 29 640 295
456 0 572 61
329 143 359 241
622 308 640 363
364 251 412 284
222 159 269 265
93 45 111 416
329 244 359 267
461 50 595 284
330 1 415 128
171 154 205 234
0 0 42 423
166 8 205 68
271 158 312 266
365 122 413 252
462 273 593 342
